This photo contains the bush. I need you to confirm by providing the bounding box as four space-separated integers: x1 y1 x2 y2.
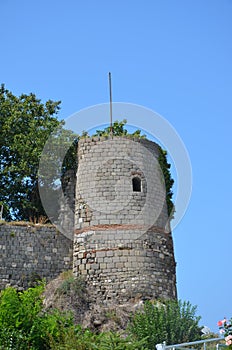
129 300 202 350
0 284 73 349
0 284 147 349
0 326 29 350
56 272 86 300
49 324 148 350
0 284 201 350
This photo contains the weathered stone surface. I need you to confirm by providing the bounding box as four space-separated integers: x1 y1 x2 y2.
73 137 177 303
0 223 73 290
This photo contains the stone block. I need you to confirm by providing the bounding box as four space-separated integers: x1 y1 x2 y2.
106 250 114 257
96 251 106 258
91 263 100 270
100 263 107 269
116 262 124 269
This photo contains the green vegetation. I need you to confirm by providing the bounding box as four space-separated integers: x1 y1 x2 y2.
158 148 174 217
55 271 87 304
0 282 147 349
0 283 73 349
0 85 77 222
49 327 148 350
93 119 146 138
130 300 202 349
0 282 202 350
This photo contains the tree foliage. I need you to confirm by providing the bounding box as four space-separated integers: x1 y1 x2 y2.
0 85 77 221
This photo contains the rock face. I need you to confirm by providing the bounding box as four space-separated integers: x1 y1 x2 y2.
73 137 177 302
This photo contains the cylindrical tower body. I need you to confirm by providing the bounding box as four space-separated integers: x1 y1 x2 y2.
73 137 176 302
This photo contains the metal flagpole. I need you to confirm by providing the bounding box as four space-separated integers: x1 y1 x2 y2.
108 72 113 136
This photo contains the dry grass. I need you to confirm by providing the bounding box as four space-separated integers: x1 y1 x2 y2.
0 220 54 228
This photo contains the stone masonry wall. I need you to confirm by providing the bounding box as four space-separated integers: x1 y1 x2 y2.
73 137 177 302
73 227 176 302
0 223 73 290
75 137 168 230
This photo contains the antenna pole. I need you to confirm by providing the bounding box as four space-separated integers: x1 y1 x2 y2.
109 72 113 136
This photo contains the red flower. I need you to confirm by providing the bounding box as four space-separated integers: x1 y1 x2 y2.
218 320 223 327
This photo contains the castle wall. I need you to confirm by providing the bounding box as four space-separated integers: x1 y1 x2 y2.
73 137 177 302
0 223 73 290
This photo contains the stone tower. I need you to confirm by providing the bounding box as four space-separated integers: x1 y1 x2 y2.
73 136 177 302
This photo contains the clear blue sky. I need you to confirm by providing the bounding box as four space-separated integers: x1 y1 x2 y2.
1 0 231 334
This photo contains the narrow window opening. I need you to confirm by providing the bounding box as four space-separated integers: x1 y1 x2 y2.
132 177 141 192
